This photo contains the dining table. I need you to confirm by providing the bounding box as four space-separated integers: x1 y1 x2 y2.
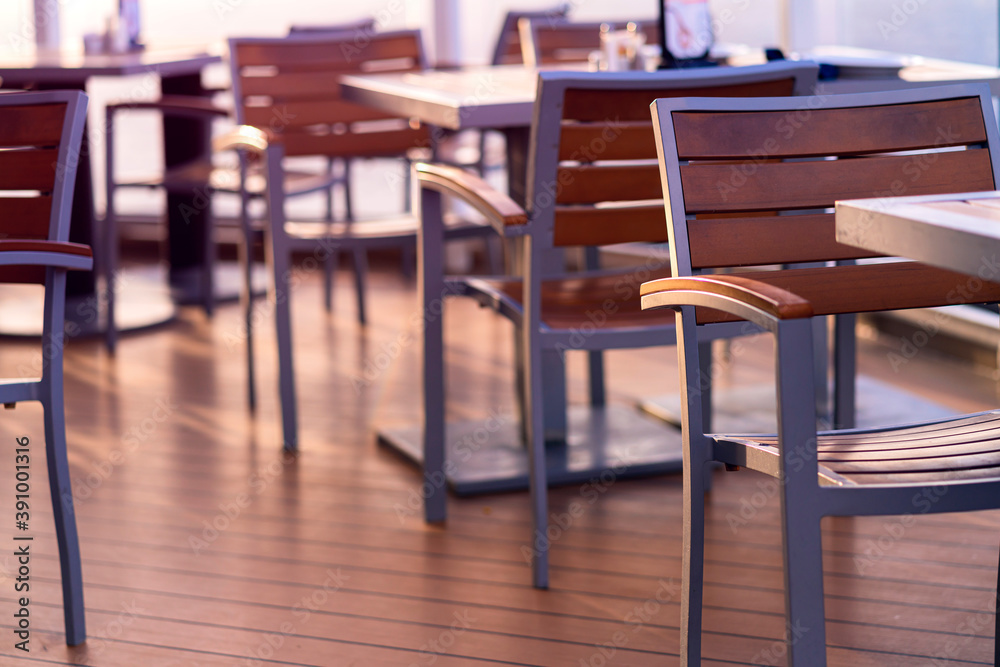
836 190 1000 280
340 50 1000 494
341 46 1000 201
0 46 222 335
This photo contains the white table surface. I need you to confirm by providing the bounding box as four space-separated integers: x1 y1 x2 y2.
340 64 558 131
836 191 1000 278
341 48 1000 130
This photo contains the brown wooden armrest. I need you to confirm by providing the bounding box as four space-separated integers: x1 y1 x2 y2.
106 95 230 118
415 162 527 233
640 275 814 321
213 125 269 155
0 240 93 271
0 240 91 257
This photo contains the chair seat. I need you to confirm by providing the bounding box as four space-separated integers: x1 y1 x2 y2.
284 213 491 246
469 265 676 330
125 159 339 197
284 216 418 244
716 410 1000 485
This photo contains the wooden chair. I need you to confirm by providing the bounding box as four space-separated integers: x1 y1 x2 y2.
463 5 571 175
413 62 818 587
0 90 93 644
518 18 660 68
103 23 373 356
491 5 570 66
288 18 376 35
641 84 1000 665
228 30 495 449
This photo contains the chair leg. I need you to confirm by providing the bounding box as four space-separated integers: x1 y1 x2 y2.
541 349 567 443
43 394 87 645
269 241 297 450
680 458 708 666
832 313 857 430
200 203 215 318
779 497 827 666
581 245 605 410
238 196 256 413
420 188 447 523
776 318 828 666
323 250 337 313
103 190 118 354
995 542 1000 666
42 271 86 645
587 351 605 407
323 158 338 313
514 334 528 445
104 112 118 354
352 247 368 326
698 341 713 435
526 336 549 589
812 316 830 426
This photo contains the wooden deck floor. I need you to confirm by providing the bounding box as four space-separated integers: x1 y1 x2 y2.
0 263 997 666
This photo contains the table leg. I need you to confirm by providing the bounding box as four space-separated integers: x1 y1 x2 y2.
377 124 685 494
502 126 531 208
160 72 213 307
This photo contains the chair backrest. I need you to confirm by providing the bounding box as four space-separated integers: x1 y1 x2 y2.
229 30 430 159
651 84 1000 311
288 17 376 35
491 5 570 66
0 90 87 284
519 18 660 68
523 62 818 276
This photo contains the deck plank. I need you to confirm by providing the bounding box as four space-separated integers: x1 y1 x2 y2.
0 265 995 665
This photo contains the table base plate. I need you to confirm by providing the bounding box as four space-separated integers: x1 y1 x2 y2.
378 404 684 496
638 375 957 433
0 261 267 338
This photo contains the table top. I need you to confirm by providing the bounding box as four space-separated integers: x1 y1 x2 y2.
836 191 1000 278
342 47 1000 130
0 46 222 86
340 64 554 131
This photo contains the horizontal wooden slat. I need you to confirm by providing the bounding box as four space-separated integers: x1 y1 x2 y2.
533 21 658 60
558 122 658 161
673 96 988 159
0 149 59 191
680 149 995 213
556 164 661 204
2 259 1000 666
696 261 1000 324
0 239 92 256
553 203 666 246
0 240 91 285
486 265 676 330
0 103 65 147
279 126 430 158
687 213 884 269
0 195 52 239
234 33 422 69
0 266 44 284
244 99 393 128
238 72 346 98
562 78 796 122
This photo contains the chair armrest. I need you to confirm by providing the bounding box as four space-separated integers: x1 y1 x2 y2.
213 125 269 156
0 241 93 271
415 162 527 236
106 95 230 119
640 274 814 329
